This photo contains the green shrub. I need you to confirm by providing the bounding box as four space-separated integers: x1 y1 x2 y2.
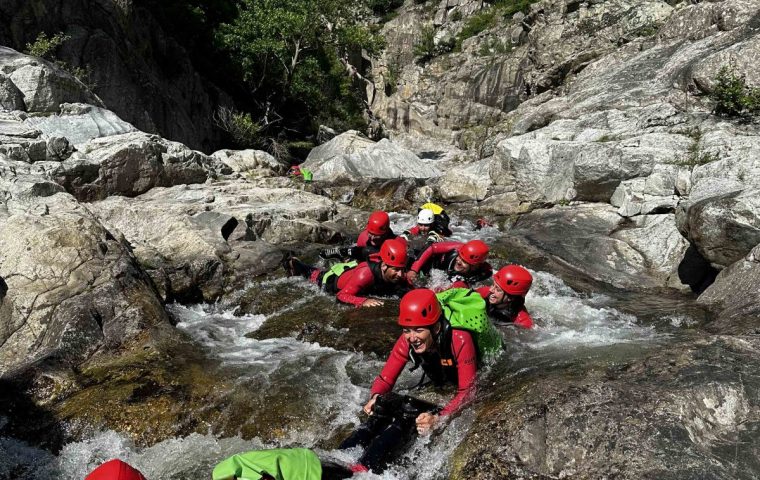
213 106 263 147
456 8 497 49
710 65 760 117
414 25 437 60
24 32 70 60
494 0 537 17
385 56 402 95
450 10 463 22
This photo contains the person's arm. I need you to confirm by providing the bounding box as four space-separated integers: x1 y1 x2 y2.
370 335 410 396
336 267 375 307
356 230 369 248
514 308 534 329
410 242 459 273
439 330 478 416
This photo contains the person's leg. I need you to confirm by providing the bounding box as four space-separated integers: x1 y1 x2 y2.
338 415 390 450
282 255 319 278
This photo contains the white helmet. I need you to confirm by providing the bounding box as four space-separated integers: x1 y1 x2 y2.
417 208 435 225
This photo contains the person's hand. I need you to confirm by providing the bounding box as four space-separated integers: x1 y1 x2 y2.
361 298 384 307
415 412 439 435
426 231 443 243
406 270 419 284
363 394 379 415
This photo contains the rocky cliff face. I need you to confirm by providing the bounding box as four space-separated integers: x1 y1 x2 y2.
0 0 231 152
370 0 760 295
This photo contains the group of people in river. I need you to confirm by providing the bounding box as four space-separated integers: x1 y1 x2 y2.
86 205 535 480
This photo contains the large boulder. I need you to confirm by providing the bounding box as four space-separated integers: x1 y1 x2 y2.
23 103 137 147
506 204 689 290
301 130 441 182
453 335 760 479
0 47 102 113
678 188 760 268
211 149 288 178
90 181 339 301
0 161 170 375
697 243 760 334
53 132 231 201
436 158 490 202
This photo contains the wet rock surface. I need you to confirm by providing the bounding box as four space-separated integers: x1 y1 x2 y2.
453 335 760 479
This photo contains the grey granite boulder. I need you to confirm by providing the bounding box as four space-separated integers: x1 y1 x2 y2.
507 203 688 290
697 243 760 334
211 149 288 178
0 162 169 375
0 46 102 113
302 130 441 182
53 132 231 201
23 103 137 146
91 181 339 301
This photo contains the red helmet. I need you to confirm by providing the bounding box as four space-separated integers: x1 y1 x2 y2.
380 238 407 268
494 265 533 296
398 289 441 327
459 240 489 265
85 459 147 480
366 211 390 236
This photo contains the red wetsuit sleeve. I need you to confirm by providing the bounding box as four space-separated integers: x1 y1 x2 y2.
408 225 421 236
356 230 369 248
439 330 478 417
476 286 490 299
514 308 534 329
336 263 375 307
370 334 410 396
410 241 460 273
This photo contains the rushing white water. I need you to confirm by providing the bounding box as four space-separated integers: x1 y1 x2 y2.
0 218 664 480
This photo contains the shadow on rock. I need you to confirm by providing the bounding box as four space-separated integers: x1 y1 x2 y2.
0 376 65 453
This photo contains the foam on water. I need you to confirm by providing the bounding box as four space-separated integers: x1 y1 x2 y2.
505 271 661 360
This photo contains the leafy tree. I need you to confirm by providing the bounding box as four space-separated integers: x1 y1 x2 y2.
216 0 384 138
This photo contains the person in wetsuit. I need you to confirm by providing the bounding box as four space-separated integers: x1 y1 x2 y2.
476 264 535 329
340 289 482 472
407 239 492 289
284 238 411 307
320 210 399 262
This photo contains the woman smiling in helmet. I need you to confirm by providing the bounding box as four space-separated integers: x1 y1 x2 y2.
365 289 479 428
477 264 534 329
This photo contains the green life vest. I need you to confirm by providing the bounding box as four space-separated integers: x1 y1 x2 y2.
320 260 358 286
212 448 322 480
436 288 503 362
301 168 313 181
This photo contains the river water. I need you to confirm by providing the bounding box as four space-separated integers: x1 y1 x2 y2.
0 214 700 479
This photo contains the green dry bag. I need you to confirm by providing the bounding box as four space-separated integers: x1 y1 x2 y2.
212 448 322 480
436 288 503 362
